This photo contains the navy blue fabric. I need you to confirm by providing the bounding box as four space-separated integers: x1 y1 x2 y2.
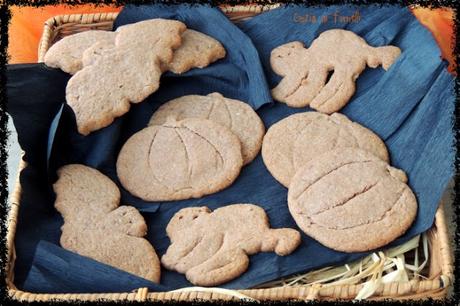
6 4 455 294
238 4 455 238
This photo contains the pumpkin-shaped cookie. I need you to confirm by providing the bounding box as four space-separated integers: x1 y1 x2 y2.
117 118 243 201
149 92 264 165
288 148 417 252
262 112 388 187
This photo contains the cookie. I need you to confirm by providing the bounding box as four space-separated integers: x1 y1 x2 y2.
116 117 243 201
82 29 225 74
288 148 417 253
149 92 264 165
53 164 161 282
66 19 186 135
44 30 116 75
81 40 116 67
271 29 401 113
162 204 301 286
262 112 389 187
166 29 226 74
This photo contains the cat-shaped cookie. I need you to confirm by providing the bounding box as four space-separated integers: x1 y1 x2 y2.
271 29 401 113
162 204 301 286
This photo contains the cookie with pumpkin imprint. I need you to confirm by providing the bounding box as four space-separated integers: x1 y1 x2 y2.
117 117 243 201
149 92 264 165
288 148 417 253
262 112 388 187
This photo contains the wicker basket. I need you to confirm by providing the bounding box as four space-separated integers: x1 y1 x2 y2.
6 5 454 302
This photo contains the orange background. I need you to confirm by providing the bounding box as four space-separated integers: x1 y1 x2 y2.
8 5 455 72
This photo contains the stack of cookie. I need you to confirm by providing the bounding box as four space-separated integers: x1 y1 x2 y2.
262 112 417 253
264 29 416 253
45 19 226 135
116 92 265 201
48 19 299 286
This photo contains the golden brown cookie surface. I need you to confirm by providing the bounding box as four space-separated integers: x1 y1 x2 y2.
66 19 186 135
44 30 116 75
262 112 389 187
52 29 225 76
166 29 226 74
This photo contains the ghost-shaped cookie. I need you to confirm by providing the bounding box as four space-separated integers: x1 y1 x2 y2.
271 29 401 113
53 164 161 283
161 204 301 286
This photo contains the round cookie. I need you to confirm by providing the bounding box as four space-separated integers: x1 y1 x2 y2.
117 117 243 201
288 148 417 253
262 112 388 187
44 30 116 74
149 92 265 165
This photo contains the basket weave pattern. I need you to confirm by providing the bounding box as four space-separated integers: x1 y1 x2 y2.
7 6 454 302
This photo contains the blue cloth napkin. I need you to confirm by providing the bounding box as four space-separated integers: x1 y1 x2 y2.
6 4 455 294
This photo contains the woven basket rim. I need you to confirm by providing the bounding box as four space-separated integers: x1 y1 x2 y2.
9 5 455 301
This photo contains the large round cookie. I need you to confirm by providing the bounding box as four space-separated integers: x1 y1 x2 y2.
262 112 388 187
288 148 417 253
117 118 243 201
149 92 265 165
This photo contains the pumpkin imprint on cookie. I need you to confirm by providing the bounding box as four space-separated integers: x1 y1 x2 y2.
149 92 264 165
288 148 417 253
262 112 388 187
117 118 243 201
